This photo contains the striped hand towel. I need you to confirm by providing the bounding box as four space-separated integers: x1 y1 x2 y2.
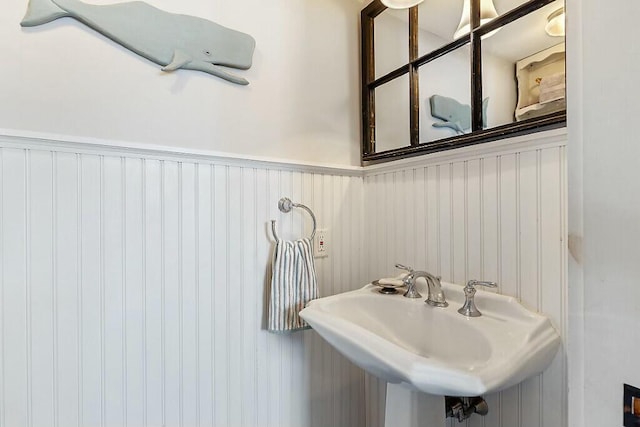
268 238 318 333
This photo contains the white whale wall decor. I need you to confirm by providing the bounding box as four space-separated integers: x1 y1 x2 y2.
429 95 489 134
21 0 256 85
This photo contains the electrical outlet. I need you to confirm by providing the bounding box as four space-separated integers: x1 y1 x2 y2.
314 228 329 258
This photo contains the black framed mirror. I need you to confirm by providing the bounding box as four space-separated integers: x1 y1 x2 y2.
361 0 566 163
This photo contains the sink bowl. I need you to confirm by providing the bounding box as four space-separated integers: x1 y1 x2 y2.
299 281 561 396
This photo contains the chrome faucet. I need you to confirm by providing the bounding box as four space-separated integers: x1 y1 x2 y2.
395 263 449 307
457 280 498 317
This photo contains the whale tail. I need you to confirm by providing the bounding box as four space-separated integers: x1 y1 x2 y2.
21 0 69 27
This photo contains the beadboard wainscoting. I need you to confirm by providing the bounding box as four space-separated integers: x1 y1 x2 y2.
0 135 366 427
363 131 568 427
0 129 568 427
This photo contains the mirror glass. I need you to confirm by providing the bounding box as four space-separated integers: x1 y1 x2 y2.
362 0 566 160
419 45 471 143
375 74 411 152
482 0 565 128
417 0 465 54
494 0 531 18
374 8 409 79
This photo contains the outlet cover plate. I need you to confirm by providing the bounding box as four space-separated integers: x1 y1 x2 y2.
314 228 328 258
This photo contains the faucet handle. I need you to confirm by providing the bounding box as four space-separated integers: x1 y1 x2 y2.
394 263 423 298
465 280 497 290
458 280 498 317
395 263 414 273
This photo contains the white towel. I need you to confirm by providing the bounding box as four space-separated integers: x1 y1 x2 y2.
268 238 318 333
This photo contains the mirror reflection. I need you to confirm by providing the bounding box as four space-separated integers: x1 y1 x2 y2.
374 8 410 79
363 0 566 160
418 46 471 143
376 74 411 152
482 1 565 128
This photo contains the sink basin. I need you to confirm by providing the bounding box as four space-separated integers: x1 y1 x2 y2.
299 281 561 396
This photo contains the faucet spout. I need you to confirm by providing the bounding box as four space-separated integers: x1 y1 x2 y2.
409 271 448 308
395 263 448 307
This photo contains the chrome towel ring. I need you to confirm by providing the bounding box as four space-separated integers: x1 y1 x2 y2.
271 197 317 241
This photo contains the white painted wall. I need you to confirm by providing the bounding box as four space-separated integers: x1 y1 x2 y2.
363 130 567 427
0 134 367 427
0 0 361 166
567 0 640 425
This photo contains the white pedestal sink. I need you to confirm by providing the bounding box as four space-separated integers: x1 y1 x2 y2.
299 281 561 426
384 384 446 427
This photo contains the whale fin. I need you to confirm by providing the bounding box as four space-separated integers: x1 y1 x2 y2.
183 61 249 85
162 50 193 72
163 53 249 85
432 121 465 134
21 0 69 27
432 121 449 128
